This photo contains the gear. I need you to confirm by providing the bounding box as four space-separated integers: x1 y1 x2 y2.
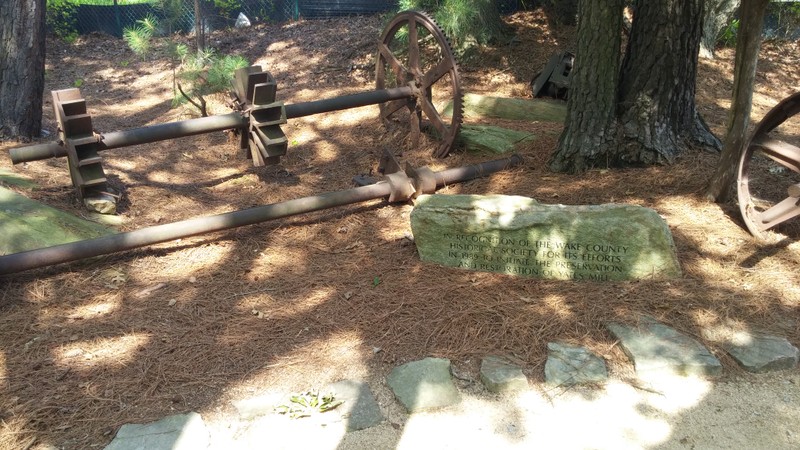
376 10 464 158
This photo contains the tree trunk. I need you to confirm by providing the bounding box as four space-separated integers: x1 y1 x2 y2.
195 0 205 51
549 0 623 173
0 0 46 139
699 0 741 59
704 0 769 202
616 0 721 166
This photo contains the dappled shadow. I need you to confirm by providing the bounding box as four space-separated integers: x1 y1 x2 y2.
1 9 799 450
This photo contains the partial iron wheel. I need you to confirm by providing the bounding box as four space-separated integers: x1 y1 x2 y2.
376 10 463 158
737 91 800 239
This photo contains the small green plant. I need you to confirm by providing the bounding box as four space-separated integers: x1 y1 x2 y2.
73 78 83 88
123 16 158 58
717 18 739 48
120 60 130 68
275 391 343 419
173 48 249 116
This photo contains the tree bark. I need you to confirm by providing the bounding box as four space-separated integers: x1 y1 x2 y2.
616 0 721 166
704 0 769 202
699 0 741 59
549 0 623 173
0 0 46 139
195 0 205 51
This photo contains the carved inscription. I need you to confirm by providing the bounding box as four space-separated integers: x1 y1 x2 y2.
443 233 628 280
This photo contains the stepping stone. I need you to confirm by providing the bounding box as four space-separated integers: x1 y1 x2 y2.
480 355 529 394
606 319 723 377
104 412 208 450
324 380 383 431
387 357 461 413
703 327 799 373
545 342 608 386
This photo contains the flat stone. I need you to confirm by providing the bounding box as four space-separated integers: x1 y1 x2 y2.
324 379 383 431
410 194 681 281
0 186 116 255
545 342 608 386
104 412 208 450
232 392 284 420
702 325 799 373
606 319 723 377
444 93 566 122
458 125 535 154
480 355 529 394
387 357 461 413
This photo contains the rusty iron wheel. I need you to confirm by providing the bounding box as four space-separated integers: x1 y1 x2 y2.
737 91 800 239
376 10 463 158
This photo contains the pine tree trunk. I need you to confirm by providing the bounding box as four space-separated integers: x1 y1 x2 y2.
616 0 721 165
704 0 769 202
0 0 46 139
548 0 623 173
699 0 741 59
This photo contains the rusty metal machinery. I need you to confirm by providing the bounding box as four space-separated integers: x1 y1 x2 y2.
376 11 463 158
8 11 463 209
737 91 800 239
0 153 522 275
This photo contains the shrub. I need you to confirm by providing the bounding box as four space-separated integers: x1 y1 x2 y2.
397 0 508 48
46 0 79 43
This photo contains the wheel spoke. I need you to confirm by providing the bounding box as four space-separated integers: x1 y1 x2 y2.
381 99 411 119
751 134 800 173
751 196 800 231
418 95 448 136
378 42 408 84
408 19 420 76
422 57 454 89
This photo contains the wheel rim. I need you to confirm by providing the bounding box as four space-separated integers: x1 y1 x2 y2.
737 91 800 239
376 10 463 158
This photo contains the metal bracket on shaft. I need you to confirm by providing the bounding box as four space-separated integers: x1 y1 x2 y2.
52 89 116 213
233 66 288 167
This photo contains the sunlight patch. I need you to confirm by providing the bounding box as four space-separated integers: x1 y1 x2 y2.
55 334 150 368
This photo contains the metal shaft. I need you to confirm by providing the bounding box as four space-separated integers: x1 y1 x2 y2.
0 155 522 275
10 87 415 164
285 86 413 119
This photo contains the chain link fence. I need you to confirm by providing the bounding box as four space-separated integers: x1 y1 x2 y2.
50 0 522 38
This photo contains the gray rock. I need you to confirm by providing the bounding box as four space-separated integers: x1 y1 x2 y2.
232 392 284 420
480 355 529 394
710 329 799 373
545 342 608 386
457 125 535 154
606 319 723 377
410 194 681 281
387 357 461 413
104 412 208 450
84 193 117 215
324 380 383 431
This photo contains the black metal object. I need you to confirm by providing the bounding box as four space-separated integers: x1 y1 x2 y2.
0 154 523 275
531 51 574 100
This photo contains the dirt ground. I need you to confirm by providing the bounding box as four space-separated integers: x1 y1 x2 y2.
0 9 799 449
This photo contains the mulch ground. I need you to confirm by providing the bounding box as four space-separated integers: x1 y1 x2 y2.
0 9 798 449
